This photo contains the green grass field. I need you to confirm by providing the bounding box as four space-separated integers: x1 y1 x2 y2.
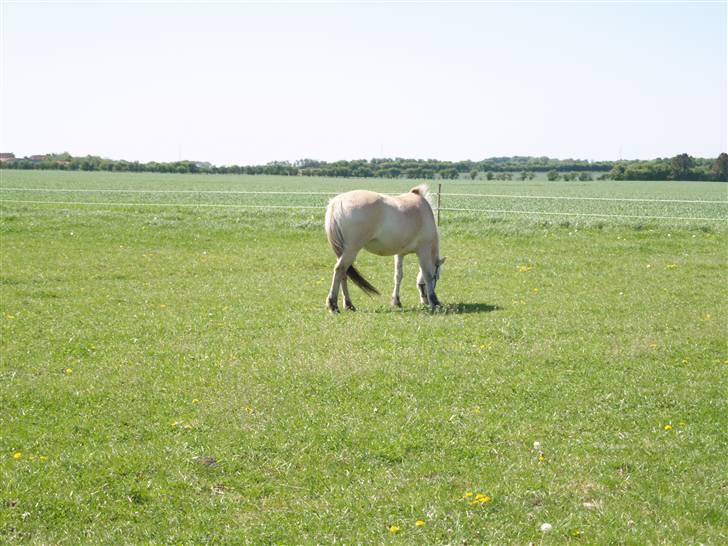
1 171 727 544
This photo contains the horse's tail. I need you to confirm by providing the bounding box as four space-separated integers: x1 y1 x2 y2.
346 265 380 296
325 199 380 297
325 201 345 257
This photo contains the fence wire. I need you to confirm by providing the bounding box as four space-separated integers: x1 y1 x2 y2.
2 187 725 204
1 186 726 224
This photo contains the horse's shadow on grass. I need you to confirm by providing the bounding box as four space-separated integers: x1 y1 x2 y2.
444 303 501 314
373 302 501 314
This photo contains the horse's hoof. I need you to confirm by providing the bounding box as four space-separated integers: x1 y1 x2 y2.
345 303 356 312
391 297 402 308
326 298 339 313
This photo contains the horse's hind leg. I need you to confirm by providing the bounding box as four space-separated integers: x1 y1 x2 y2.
327 258 344 313
341 277 356 311
327 251 357 313
391 255 404 307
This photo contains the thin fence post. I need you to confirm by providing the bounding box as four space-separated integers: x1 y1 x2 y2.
437 183 442 226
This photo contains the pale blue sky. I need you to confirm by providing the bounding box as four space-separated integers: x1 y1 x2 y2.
1 1 725 165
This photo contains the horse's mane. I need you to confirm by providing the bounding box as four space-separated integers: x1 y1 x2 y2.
409 184 432 204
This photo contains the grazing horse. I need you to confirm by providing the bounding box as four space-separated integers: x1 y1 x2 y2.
325 184 446 313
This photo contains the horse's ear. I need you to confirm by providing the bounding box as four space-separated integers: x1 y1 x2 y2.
439 257 447 266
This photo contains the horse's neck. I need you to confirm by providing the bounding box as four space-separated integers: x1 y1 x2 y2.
429 236 440 263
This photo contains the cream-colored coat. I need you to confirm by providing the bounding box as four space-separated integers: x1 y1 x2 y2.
325 184 445 312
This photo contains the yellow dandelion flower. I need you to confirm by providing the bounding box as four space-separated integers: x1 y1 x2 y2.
538 452 546 462
39 456 48 461
518 265 533 273
663 424 673 431
192 399 200 404
64 368 73 375
388 525 400 534
415 519 425 527
463 491 474 499
13 452 22 460
28 454 36 461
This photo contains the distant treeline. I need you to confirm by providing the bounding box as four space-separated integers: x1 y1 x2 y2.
2 152 726 181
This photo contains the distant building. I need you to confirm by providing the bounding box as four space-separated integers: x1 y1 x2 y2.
29 154 48 162
0 153 15 162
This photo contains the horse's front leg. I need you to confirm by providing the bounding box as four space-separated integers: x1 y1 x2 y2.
391 255 404 307
416 258 441 308
416 268 428 305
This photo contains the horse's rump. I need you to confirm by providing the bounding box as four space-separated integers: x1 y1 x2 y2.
325 199 380 296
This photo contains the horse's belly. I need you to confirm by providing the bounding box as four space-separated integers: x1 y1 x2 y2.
364 237 414 256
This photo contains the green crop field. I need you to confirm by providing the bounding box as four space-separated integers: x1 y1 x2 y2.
1 170 727 544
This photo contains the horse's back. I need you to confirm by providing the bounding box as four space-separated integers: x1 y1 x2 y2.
332 189 384 208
